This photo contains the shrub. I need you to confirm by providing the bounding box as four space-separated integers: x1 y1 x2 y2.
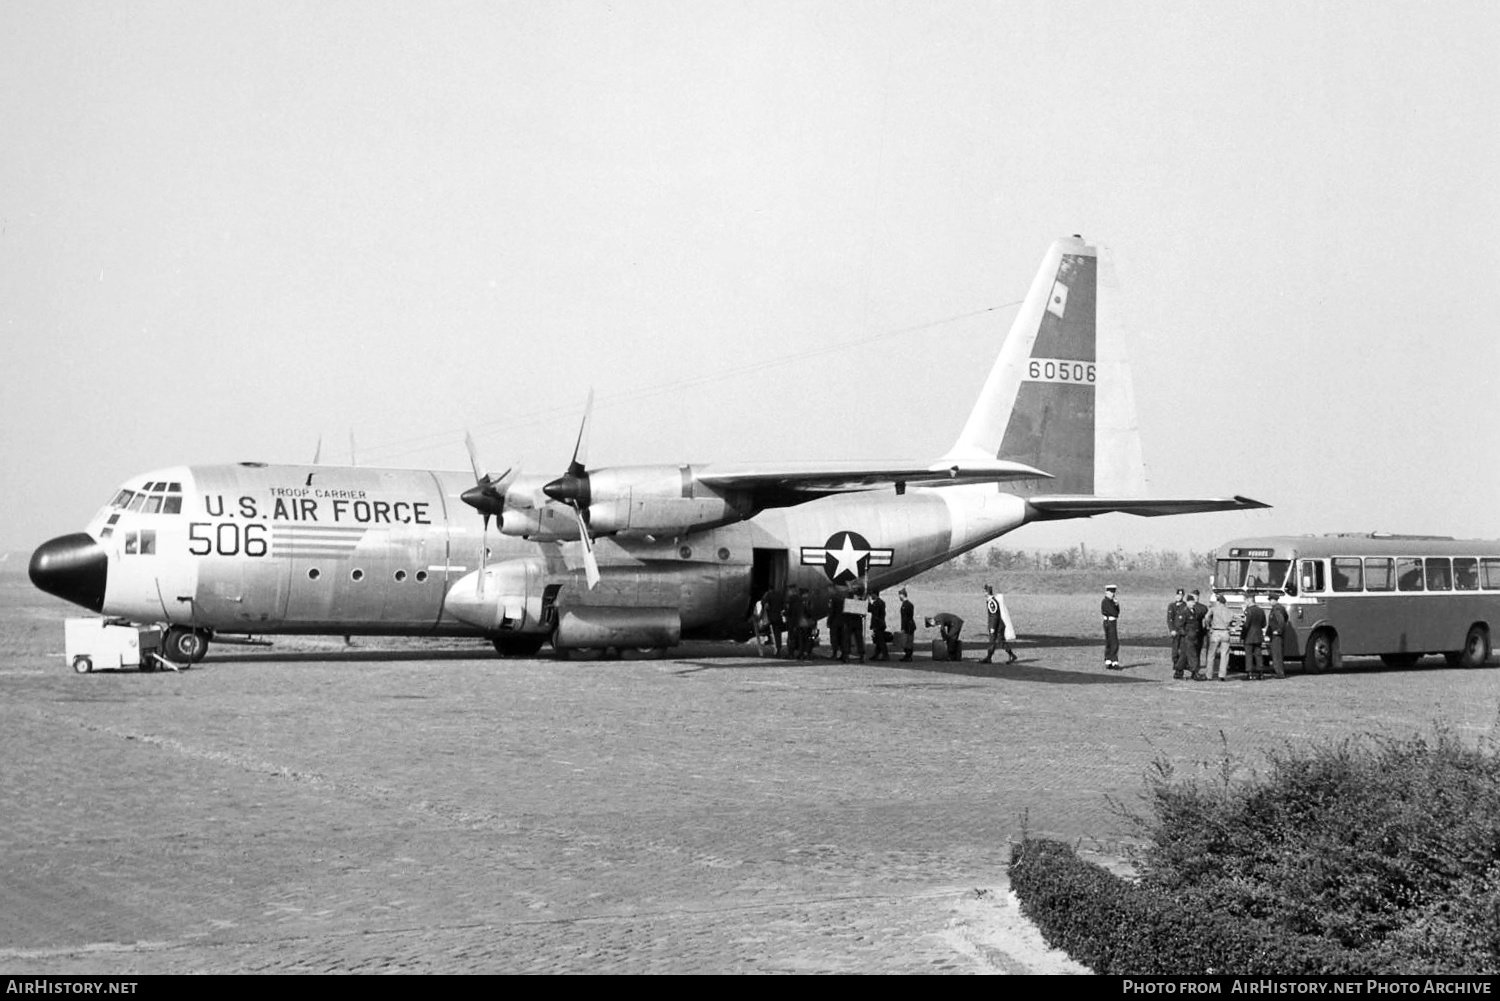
1011 728 1500 974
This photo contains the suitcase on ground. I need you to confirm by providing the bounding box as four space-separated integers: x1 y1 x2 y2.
931 637 962 661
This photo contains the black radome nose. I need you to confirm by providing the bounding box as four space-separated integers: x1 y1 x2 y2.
29 533 108 613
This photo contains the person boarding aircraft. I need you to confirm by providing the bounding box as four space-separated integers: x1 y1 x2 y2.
31 236 1267 663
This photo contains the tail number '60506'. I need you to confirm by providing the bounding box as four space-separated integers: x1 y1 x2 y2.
1026 359 1096 384
188 522 268 557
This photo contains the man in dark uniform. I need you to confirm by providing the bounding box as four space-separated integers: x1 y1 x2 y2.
867 591 889 661
981 584 1017 664
1167 588 1188 676
898 588 916 661
842 586 866 662
785 586 805 659
827 586 847 661
1242 592 1268 680
1179 590 1207 680
1266 593 1289 679
927 612 964 661
1102 584 1121 670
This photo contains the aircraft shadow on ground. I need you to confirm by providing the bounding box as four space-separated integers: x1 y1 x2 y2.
194 648 499 665
669 639 1158 685
860 657 1157 685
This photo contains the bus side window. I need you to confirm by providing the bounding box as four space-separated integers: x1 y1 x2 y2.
1364 557 1394 591
1481 558 1500 590
1396 557 1424 591
1425 558 1452 591
1454 558 1479 591
1331 557 1362 592
1300 560 1324 593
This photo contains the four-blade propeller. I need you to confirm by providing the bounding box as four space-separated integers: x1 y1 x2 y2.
461 392 601 590
543 390 600 588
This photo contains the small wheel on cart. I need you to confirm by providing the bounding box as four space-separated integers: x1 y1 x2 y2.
72 655 93 674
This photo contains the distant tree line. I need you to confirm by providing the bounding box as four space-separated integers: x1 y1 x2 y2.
948 546 1215 573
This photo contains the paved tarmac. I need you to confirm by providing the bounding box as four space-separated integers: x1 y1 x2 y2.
3 613 1498 973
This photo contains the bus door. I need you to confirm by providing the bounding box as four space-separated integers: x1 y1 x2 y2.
1286 558 1330 656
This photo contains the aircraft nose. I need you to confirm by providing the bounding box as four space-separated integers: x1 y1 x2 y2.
29 533 108 612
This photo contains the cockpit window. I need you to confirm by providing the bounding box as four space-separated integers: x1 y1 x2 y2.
163 496 182 514
126 493 147 512
167 482 181 493
111 489 135 509
144 495 163 514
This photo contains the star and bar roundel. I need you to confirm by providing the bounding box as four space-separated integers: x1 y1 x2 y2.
799 531 894 584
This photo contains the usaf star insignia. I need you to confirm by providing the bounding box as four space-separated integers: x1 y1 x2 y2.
800 530 894 583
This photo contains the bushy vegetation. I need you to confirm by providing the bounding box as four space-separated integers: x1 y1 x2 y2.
1010 728 1500 974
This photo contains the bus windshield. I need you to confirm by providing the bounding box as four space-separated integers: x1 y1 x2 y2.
1216 558 1291 592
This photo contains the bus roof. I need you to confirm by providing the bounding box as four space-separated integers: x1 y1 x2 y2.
1216 535 1500 559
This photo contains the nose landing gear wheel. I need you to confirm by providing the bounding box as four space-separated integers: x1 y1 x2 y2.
164 627 209 664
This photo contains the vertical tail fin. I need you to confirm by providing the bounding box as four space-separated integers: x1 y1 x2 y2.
944 236 1147 497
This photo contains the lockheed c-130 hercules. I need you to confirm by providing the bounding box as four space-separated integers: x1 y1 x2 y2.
30 236 1267 664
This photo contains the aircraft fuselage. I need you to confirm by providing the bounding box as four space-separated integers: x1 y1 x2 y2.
31 462 1027 650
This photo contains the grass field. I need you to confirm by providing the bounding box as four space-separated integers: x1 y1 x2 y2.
5 561 1499 973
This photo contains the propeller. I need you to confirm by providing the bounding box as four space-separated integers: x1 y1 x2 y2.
461 432 513 532
543 391 600 588
543 388 593 509
460 433 515 597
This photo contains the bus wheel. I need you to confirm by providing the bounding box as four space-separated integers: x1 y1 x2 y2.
165 627 208 664
1304 630 1336 673
1459 626 1491 668
1380 652 1421 667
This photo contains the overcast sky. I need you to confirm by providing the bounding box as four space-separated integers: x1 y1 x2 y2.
3 0 1497 556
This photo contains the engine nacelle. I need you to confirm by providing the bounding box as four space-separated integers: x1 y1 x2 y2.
582 465 748 536
499 499 587 541
495 465 751 540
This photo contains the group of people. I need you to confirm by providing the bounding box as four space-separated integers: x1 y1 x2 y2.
757 584 918 662
755 582 1020 666
763 578 1291 680
1166 587 1288 680
1100 584 1289 680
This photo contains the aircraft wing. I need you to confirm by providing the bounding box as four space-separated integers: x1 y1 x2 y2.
1024 495 1270 520
694 458 1052 495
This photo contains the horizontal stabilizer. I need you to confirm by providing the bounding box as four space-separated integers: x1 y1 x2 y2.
1025 495 1270 520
